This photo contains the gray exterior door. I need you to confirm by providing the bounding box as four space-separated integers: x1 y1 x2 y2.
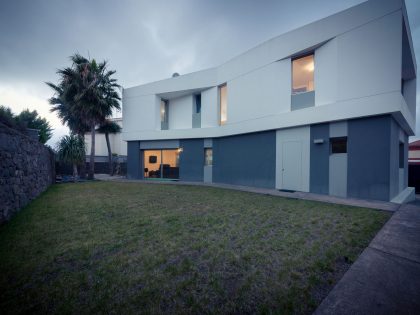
282 141 302 191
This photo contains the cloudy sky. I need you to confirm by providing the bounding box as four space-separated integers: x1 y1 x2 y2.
0 0 419 146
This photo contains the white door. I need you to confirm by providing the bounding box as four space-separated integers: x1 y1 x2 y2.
282 141 302 191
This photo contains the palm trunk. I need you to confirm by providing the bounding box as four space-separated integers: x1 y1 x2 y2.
73 163 78 182
88 123 96 180
105 132 113 176
78 132 86 179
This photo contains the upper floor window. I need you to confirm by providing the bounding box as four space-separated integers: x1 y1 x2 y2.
219 84 227 125
160 99 168 130
292 54 314 94
195 94 201 114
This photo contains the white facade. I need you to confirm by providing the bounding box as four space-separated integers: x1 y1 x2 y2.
85 118 127 158
122 0 416 202
123 0 416 142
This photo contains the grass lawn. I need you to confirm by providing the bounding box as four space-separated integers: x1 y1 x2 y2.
0 182 390 314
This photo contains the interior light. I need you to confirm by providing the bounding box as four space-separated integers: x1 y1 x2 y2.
305 61 314 72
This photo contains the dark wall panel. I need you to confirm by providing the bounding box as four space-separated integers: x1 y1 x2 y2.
347 116 391 201
179 139 204 181
213 131 276 188
127 141 142 179
310 123 330 194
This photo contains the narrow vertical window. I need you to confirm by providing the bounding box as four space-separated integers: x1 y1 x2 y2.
205 148 213 166
160 100 168 130
292 54 314 94
219 84 227 125
195 94 201 114
399 143 404 168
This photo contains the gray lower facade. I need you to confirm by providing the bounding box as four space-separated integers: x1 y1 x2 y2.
126 114 409 202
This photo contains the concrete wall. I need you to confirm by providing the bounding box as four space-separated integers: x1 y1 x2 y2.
169 95 193 130
347 116 392 201
213 131 276 188
0 123 55 224
127 141 141 179
310 123 330 194
179 139 204 181
123 0 415 142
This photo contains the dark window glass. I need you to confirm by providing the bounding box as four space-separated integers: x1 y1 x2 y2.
195 95 201 114
330 137 347 154
399 142 404 168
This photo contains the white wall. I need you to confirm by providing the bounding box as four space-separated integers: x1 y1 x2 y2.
336 11 402 101
315 39 338 106
168 95 193 129
122 0 415 141
123 94 157 133
227 60 291 124
201 87 218 128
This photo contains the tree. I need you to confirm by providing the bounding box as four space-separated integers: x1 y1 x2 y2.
97 120 122 176
46 82 89 179
0 105 52 143
14 109 53 144
47 53 121 180
57 134 86 182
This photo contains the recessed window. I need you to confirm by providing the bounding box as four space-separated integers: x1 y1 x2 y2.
160 100 168 130
219 84 227 125
399 142 404 168
330 137 347 154
195 94 201 114
205 148 213 166
292 54 314 94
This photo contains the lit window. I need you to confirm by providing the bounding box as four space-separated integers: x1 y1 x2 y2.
330 137 347 154
292 54 314 94
219 84 227 125
160 100 168 123
205 148 213 166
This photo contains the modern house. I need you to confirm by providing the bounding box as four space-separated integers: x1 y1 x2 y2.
122 0 417 202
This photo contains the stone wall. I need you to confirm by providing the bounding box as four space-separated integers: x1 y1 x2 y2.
0 122 55 224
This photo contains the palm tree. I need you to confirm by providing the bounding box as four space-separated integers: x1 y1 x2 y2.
57 134 85 182
97 120 122 176
47 53 121 179
46 81 89 178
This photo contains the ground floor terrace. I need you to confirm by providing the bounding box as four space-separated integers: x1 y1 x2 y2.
127 114 411 202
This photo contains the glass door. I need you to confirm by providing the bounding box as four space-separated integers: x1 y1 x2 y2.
144 150 162 179
143 149 180 180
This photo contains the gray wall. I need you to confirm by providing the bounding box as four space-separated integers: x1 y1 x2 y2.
127 141 142 179
0 122 55 224
310 123 330 194
347 115 391 201
179 139 204 181
213 131 276 188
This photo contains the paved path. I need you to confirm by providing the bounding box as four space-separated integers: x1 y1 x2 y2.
95 175 399 212
314 202 420 314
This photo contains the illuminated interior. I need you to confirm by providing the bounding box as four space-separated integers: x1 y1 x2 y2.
292 54 314 94
219 84 227 125
160 100 168 122
144 149 180 179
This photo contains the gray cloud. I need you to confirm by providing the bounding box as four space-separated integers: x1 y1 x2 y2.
0 0 419 145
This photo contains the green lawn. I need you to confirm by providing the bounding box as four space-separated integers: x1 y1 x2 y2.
0 182 390 314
